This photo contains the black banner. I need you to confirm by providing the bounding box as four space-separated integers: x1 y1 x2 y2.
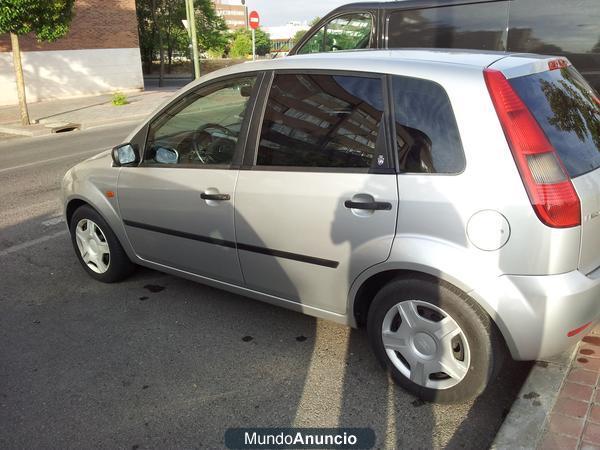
224 428 376 449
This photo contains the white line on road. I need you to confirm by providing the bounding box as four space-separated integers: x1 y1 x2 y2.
0 147 108 174
41 216 64 227
0 230 68 257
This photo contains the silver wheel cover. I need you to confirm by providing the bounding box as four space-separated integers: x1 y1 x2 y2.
382 300 471 390
75 218 110 274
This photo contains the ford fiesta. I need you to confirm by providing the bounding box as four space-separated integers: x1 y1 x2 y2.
62 50 600 402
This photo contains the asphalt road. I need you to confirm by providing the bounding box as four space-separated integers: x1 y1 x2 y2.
0 125 532 449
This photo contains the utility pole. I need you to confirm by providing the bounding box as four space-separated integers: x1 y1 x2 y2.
185 0 200 79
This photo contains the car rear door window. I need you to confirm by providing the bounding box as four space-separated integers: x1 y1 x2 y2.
256 73 385 169
510 66 600 178
298 13 373 55
391 75 465 174
387 2 508 51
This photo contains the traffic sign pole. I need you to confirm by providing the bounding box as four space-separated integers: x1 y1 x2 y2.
249 10 260 61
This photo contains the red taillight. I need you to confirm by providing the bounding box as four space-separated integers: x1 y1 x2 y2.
547 58 570 71
567 321 592 337
484 69 581 228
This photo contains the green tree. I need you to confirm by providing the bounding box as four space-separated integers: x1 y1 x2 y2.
230 31 251 58
136 0 228 79
0 0 75 125
230 28 271 57
195 0 227 54
292 29 306 46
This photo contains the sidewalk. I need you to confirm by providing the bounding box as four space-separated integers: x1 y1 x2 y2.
540 326 600 449
0 87 180 137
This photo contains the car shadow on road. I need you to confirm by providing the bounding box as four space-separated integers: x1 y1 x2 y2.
0 210 533 449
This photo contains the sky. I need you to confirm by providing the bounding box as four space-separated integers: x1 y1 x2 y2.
240 0 380 27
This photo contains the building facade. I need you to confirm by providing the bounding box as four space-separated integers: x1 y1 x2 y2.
212 0 248 31
0 0 143 106
264 22 310 53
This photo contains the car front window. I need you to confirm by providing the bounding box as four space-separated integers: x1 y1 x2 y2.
144 76 256 166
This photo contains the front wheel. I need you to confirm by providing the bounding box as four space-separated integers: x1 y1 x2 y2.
70 205 135 283
367 277 505 403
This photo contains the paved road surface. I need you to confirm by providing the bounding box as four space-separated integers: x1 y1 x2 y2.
0 125 532 449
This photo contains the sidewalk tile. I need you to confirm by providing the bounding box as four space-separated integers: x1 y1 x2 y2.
575 358 600 371
548 413 585 437
595 389 600 405
539 432 578 450
561 382 594 402
590 405 600 424
567 368 599 386
583 336 600 345
583 422 600 445
581 443 600 450
554 397 589 418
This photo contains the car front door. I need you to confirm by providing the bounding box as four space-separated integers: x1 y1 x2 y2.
233 72 398 315
117 74 260 284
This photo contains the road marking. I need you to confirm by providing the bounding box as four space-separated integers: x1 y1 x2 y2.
0 230 68 257
41 216 64 227
0 147 108 174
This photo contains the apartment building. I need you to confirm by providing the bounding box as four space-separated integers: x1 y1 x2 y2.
212 0 248 30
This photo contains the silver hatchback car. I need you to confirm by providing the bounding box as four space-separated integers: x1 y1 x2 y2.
62 50 600 402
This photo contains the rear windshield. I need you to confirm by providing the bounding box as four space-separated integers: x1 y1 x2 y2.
510 66 600 178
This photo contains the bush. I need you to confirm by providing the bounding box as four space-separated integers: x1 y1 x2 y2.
111 91 128 106
230 34 252 58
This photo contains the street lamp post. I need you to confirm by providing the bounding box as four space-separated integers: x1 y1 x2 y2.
184 0 200 79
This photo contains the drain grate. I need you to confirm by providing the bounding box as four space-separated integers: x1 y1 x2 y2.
48 123 81 133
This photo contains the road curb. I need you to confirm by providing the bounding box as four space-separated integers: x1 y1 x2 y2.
491 345 579 449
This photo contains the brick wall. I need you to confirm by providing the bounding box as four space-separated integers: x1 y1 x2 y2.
0 0 139 52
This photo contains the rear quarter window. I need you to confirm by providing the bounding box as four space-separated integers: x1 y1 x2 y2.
510 66 600 177
392 75 465 174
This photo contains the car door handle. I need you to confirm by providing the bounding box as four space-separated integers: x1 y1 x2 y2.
201 193 231 201
344 200 392 211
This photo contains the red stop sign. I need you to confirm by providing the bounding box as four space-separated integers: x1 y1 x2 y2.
249 10 260 29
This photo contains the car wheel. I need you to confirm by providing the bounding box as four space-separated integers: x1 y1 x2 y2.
367 276 505 403
70 205 135 283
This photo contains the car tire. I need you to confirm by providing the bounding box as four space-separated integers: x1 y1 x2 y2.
367 276 505 403
70 205 135 283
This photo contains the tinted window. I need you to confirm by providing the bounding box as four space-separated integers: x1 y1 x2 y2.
507 0 600 89
392 76 464 174
510 67 600 178
388 2 508 51
257 74 384 168
145 76 256 166
508 0 600 58
298 13 372 54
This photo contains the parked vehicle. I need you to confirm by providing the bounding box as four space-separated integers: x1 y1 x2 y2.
290 0 600 91
62 50 600 402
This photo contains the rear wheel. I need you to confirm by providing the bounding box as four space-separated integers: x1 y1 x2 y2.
70 205 135 283
367 277 505 403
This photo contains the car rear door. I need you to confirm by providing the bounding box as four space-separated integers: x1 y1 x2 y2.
117 74 261 284
233 71 398 315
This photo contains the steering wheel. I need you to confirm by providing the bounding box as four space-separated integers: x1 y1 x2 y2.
192 123 235 164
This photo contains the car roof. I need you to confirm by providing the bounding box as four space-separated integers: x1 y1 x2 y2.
190 49 555 88
329 0 505 13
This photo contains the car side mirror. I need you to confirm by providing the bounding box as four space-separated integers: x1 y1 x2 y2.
112 143 139 167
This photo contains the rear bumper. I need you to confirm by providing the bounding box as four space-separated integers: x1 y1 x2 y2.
471 267 600 361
